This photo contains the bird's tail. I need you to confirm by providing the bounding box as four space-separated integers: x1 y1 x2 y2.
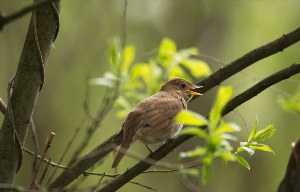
112 141 130 168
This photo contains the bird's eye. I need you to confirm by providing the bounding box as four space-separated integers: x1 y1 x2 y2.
180 83 186 88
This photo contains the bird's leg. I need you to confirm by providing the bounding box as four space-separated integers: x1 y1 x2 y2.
144 144 154 153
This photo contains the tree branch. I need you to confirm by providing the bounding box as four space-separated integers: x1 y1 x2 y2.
98 63 300 192
49 27 300 189
277 138 300 192
0 0 53 31
0 0 61 184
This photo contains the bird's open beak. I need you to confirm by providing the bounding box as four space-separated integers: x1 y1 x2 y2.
187 85 203 96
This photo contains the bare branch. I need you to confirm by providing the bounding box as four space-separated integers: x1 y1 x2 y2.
46 120 82 185
0 0 53 31
38 158 51 185
29 132 55 189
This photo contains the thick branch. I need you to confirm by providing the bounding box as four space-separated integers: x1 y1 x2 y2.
49 27 300 189
99 63 300 192
0 0 60 184
277 138 300 192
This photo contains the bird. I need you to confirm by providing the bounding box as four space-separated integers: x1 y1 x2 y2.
112 77 202 168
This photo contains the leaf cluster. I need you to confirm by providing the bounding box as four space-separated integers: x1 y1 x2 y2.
176 86 276 183
91 37 211 118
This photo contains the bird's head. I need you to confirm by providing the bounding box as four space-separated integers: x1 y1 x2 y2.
160 77 203 102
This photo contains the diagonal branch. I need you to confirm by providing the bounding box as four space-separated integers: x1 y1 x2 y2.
98 63 300 192
0 0 53 31
49 27 300 189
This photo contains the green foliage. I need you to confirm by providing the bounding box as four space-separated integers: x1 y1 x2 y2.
278 86 300 113
176 110 208 127
91 37 211 118
177 86 276 183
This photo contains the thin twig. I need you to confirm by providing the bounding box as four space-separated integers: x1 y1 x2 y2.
0 183 27 192
128 181 156 191
24 147 118 178
83 75 93 120
23 147 156 190
90 173 106 192
176 173 200 192
38 158 51 185
0 0 53 30
121 0 127 49
29 132 56 189
46 120 83 185
29 118 40 183
68 87 119 165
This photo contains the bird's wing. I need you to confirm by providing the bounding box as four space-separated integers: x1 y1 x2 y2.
112 110 143 168
133 92 183 139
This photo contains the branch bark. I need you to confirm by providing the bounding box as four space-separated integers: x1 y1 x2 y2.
277 138 300 192
99 63 300 192
50 27 300 189
0 0 60 184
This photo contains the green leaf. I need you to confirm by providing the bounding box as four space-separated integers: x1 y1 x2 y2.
181 127 207 138
215 122 241 134
159 38 176 56
216 151 235 162
109 38 122 75
122 45 135 75
176 110 208 126
180 147 206 158
90 77 114 88
248 119 258 142
168 66 190 81
158 38 176 67
179 47 199 56
221 133 237 141
235 155 250 170
180 168 199 176
237 146 255 156
249 143 275 155
131 63 150 80
202 164 211 184
103 72 118 80
115 96 132 109
181 59 211 78
209 86 233 129
254 125 276 142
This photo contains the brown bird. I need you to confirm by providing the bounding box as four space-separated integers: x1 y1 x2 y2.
112 77 202 168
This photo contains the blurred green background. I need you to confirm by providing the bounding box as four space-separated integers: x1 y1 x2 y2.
1 0 300 191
